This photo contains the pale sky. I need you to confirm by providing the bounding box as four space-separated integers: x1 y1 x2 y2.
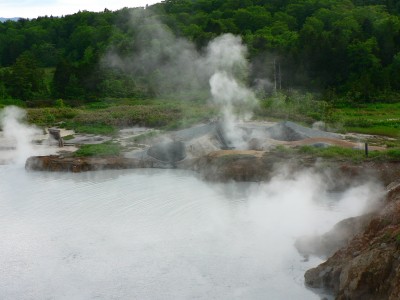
0 0 162 19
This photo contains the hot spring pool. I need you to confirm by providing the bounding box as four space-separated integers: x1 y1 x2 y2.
0 165 378 299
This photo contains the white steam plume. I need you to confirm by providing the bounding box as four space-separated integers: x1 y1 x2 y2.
0 106 41 165
103 13 258 148
207 34 258 148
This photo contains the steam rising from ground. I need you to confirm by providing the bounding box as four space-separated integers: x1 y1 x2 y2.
0 106 41 165
104 13 257 148
207 35 258 148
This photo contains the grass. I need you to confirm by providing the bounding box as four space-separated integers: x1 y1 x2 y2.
73 142 122 157
63 122 117 135
298 145 366 161
8 93 398 162
25 98 216 134
63 134 75 140
332 102 400 138
256 92 334 125
256 92 399 139
383 149 400 160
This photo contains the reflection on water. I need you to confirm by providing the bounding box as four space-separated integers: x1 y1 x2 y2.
0 165 378 299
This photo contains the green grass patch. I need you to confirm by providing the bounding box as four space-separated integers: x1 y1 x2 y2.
388 149 400 159
24 97 216 134
73 101 215 130
256 92 333 125
345 126 399 138
256 93 399 138
62 134 75 140
333 102 400 137
298 145 365 161
213 154 257 166
73 142 122 157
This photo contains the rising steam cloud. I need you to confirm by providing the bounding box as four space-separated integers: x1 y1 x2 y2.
103 12 258 148
207 35 258 148
0 106 41 165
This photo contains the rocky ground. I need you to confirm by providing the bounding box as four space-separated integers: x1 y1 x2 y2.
304 181 400 300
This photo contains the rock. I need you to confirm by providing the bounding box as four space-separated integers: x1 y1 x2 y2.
26 155 145 172
265 121 341 141
194 150 273 182
304 182 400 300
295 214 374 258
337 247 395 299
147 141 186 163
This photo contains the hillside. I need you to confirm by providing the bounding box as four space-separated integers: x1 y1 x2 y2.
0 0 399 104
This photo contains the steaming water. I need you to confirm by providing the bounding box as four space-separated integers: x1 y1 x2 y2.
0 165 371 299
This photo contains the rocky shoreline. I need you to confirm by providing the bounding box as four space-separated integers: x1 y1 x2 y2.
304 181 400 300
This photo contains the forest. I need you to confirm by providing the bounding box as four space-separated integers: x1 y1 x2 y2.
0 0 399 106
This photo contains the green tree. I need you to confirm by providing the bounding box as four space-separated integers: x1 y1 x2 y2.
7 52 46 101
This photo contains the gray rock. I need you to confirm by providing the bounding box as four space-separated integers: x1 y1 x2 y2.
265 121 340 141
147 141 186 163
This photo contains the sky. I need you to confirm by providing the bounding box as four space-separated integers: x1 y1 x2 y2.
0 0 162 19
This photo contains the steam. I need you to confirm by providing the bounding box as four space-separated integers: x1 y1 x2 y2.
209 71 257 147
104 13 206 98
0 167 384 299
0 106 41 165
103 12 258 148
207 35 258 148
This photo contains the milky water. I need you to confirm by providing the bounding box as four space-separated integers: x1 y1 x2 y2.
0 165 373 299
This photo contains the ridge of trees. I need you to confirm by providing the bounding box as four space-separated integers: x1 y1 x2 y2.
0 0 399 104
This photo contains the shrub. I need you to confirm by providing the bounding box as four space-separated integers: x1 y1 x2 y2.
0 98 26 109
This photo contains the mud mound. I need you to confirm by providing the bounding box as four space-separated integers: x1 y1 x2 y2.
147 141 186 163
173 123 217 141
266 121 341 141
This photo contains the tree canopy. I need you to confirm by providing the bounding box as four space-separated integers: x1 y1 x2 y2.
0 0 399 103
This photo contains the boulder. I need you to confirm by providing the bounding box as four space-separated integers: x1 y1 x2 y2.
147 141 186 163
304 182 400 300
295 214 374 258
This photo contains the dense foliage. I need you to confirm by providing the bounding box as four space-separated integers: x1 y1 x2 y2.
0 0 399 104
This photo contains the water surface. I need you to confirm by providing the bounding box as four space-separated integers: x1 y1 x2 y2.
0 165 369 299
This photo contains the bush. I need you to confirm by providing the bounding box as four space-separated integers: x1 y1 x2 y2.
0 98 26 109
27 107 78 125
257 91 333 124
